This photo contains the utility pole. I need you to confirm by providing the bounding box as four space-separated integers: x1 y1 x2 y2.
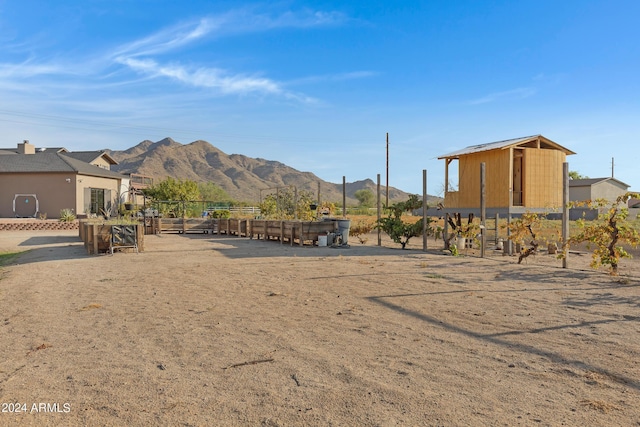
612 157 615 178
386 132 389 207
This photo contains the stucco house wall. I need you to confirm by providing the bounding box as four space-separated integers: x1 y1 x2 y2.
75 174 123 216
569 178 630 204
0 172 77 218
0 172 122 219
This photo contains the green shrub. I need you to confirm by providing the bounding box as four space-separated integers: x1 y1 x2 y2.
59 209 76 222
210 210 231 219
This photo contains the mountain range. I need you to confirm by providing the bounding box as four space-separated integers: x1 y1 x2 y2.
107 137 435 205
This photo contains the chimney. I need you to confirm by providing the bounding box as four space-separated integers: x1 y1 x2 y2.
18 140 36 154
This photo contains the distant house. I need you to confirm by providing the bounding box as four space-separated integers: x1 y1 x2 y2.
569 177 630 204
0 140 129 219
438 135 575 212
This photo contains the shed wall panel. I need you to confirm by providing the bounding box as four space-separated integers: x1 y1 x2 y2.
456 149 511 208
523 148 565 208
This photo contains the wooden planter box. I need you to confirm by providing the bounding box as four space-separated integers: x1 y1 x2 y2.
159 217 214 234
216 218 248 236
80 222 144 254
157 217 249 236
248 219 338 245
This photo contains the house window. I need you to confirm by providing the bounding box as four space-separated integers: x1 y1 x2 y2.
85 188 112 215
90 188 105 214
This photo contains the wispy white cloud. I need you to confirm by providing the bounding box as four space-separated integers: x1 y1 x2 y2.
466 87 537 105
112 18 217 58
108 8 346 101
117 56 282 95
112 8 347 59
288 71 378 86
0 7 346 104
0 60 64 78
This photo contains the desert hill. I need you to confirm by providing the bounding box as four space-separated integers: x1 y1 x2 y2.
108 137 435 205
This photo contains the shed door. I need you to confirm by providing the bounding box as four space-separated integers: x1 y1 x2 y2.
513 151 523 206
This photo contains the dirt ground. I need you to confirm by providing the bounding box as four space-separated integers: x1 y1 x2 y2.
1 229 640 426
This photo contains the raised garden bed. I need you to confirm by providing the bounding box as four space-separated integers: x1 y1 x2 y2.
248 219 338 246
156 218 249 236
79 219 144 255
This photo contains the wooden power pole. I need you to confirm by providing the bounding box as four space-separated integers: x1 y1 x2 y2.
386 132 389 207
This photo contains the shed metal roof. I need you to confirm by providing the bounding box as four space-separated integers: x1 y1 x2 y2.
438 135 576 159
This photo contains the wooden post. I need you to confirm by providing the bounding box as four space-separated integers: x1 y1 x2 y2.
342 176 346 218
480 163 486 258
92 223 99 255
386 132 389 208
377 173 381 246
507 212 512 255
495 213 500 244
317 181 321 219
299 222 304 246
562 162 569 268
280 221 284 244
423 169 428 252
294 186 298 220
182 202 186 234
443 213 449 249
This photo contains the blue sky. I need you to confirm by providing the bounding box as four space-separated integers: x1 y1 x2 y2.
1 0 639 197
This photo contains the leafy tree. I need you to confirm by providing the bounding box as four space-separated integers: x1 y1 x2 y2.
376 195 430 249
144 177 200 218
354 189 375 208
198 182 231 202
569 171 589 180
259 187 316 220
569 192 640 275
144 177 200 202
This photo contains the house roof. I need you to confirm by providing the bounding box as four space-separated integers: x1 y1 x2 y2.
438 135 576 160
569 177 630 189
63 150 118 165
0 151 126 180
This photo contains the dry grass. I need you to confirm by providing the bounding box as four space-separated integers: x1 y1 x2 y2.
581 400 622 413
80 303 103 311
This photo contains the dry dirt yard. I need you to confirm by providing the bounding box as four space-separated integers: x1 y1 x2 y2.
1 230 640 427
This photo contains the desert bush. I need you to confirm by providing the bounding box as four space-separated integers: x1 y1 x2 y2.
350 218 376 244
59 209 76 222
210 210 231 219
568 192 640 275
377 195 431 249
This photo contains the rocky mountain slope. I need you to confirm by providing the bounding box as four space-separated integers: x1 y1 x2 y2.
107 137 434 205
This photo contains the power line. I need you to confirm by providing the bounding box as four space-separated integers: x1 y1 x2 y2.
0 108 394 147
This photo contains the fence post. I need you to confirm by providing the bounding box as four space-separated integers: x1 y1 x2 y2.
562 162 570 268
480 163 486 258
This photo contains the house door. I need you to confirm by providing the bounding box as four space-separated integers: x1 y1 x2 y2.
513 152 523 206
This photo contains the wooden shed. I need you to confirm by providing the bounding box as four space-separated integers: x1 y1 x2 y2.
438 135 575 210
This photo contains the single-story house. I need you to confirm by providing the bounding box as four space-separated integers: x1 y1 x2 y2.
0 140 129 219
438 135 575 211
569 177 630 204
